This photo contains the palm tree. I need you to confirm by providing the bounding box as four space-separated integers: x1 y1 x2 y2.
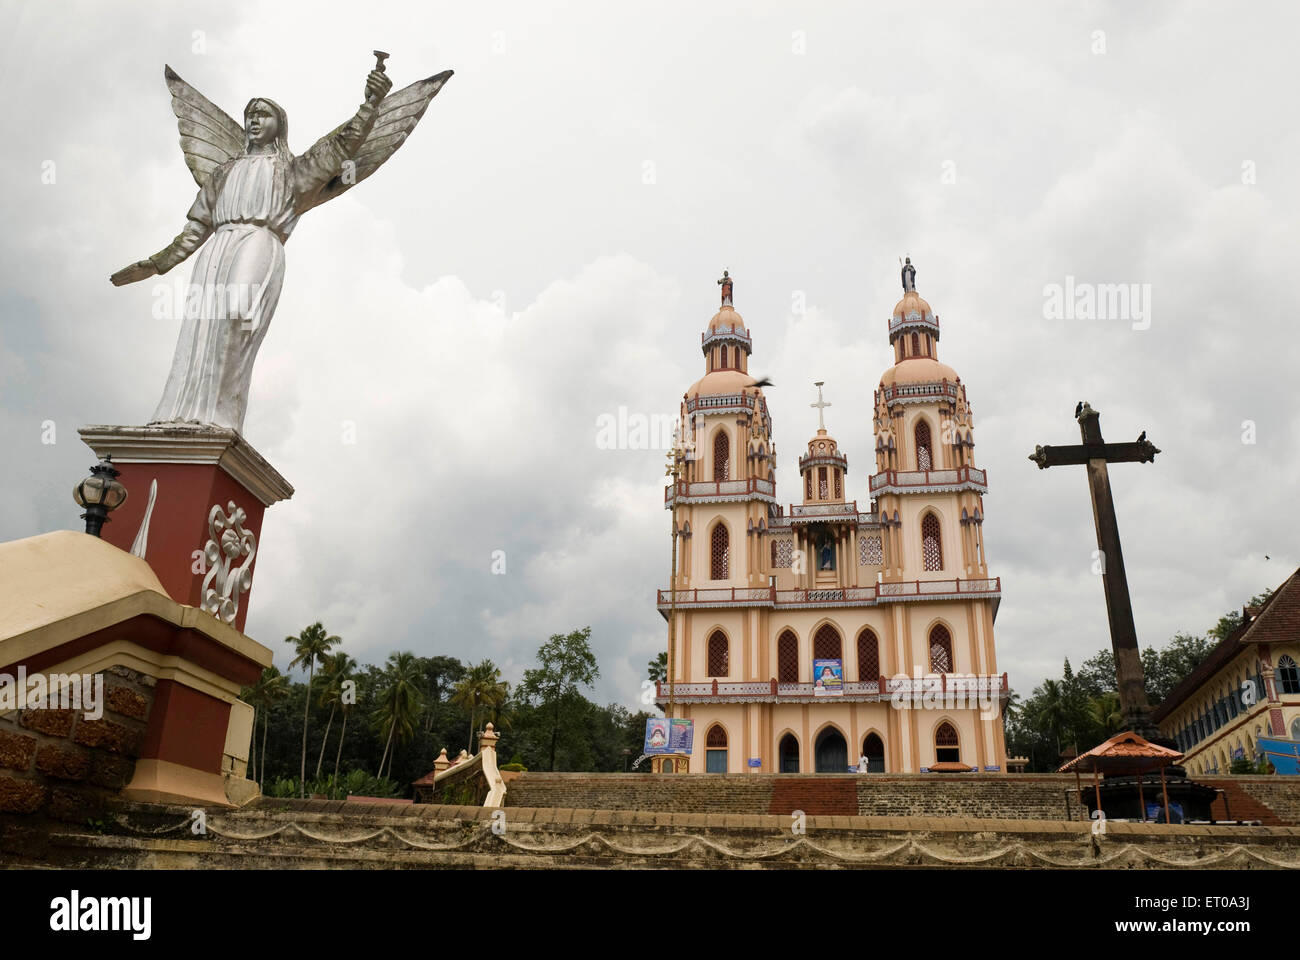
1089 691 1124 739
1038 678 1071 758
286 622 340 798
246 666 289 787
373 652 424 781
315 652 357 780
450 660 508 755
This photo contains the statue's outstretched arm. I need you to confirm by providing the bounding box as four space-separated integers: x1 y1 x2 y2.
293 69 392 197
110 185 214 286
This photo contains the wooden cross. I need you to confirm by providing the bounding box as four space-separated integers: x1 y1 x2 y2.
1029 402 1163 738
810 381 832 431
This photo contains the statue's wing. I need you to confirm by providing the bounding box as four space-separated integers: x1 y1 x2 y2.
164 64 244 187
302 70 453 212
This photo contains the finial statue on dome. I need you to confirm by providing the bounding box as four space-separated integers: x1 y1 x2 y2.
717 269 733 307
901 256 916 293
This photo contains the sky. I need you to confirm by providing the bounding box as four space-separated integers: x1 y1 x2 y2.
1 1 1296 711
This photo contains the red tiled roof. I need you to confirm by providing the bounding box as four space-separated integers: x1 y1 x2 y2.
1058 731 1181 774
1151 567 1300 724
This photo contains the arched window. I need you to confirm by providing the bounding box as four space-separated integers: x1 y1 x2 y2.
929 625 953 674
706 724 728 773
710 523 729 580
921 513 943 571
813 624 841 662
721 345 729 369
935 721 960 764
834 470 842 499
805 471 813 499
713 429 729 481
1278 655 1300 695
915 420 932 471
707 631 728 677
911 332 920 357
777 630 799 683
857 629 879 682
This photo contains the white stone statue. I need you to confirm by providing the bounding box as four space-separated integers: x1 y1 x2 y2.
110 54 452 432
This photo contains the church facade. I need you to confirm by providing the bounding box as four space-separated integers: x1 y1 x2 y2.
655 263 1009 773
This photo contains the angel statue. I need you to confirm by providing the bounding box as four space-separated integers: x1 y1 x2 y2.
110 54 452 433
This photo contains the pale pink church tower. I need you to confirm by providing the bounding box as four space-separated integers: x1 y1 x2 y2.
656 264 1008 773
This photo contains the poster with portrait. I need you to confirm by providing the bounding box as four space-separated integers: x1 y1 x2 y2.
644 717 694 754
813 658 843 696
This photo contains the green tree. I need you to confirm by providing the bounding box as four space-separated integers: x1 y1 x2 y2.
373 652 425 780
315 652 356 780
244 665 288 787
1088 691 1124 739
647 651 667 683
519 627 600 772
286 622 340 797
450 660 508 755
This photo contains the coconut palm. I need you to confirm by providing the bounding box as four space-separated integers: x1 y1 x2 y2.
1089 691 1124 739
246 666 289 787
450 659 508 755
373 652 425 781
286 622 341 798
315 652 357 780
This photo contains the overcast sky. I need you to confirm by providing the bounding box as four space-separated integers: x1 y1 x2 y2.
2 1 1296 710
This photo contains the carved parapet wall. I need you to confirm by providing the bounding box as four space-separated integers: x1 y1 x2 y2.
412 723 507 807
0 532 272 812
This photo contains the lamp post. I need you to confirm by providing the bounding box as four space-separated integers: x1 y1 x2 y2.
73 456 128 537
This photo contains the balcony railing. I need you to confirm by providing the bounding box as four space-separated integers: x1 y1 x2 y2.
788 501 859 522
880 380 960 404
665 477 776 505
684 393 758 414
869 465 987 494
653 674 1009 701
656 577 1001 609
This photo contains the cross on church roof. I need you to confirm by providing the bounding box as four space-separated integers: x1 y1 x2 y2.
811 380 831 431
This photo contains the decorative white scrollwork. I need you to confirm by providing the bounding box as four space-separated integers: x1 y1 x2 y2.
201 501 257 624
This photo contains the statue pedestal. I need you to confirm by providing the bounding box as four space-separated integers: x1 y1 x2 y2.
78 424 293 634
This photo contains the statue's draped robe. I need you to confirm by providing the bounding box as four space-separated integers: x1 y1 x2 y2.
149 101 377 432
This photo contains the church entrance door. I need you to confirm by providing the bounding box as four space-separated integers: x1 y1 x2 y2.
815 729 848 772
779 733 800 773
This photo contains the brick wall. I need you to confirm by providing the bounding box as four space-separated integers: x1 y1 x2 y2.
0 666 154 856
1195 776 1300 825
504 772 1087 820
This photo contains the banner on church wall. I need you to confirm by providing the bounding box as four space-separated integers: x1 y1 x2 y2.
644 718 694 755
813 659 843 696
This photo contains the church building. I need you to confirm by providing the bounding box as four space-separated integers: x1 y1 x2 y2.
655 262 1009 773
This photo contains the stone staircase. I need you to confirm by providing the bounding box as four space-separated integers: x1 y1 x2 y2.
1197 778 1285 825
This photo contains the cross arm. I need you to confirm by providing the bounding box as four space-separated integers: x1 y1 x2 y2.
1028 439 1160 469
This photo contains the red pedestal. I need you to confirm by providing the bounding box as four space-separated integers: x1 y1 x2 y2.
79 424 293 634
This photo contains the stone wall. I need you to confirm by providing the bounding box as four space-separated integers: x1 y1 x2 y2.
0 666 154 857
15 796 1300 869
504 772 1088 820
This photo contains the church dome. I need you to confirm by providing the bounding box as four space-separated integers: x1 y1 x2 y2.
880 357 960 386
706 305 747 336
892 289 934 324
686 368 761 398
